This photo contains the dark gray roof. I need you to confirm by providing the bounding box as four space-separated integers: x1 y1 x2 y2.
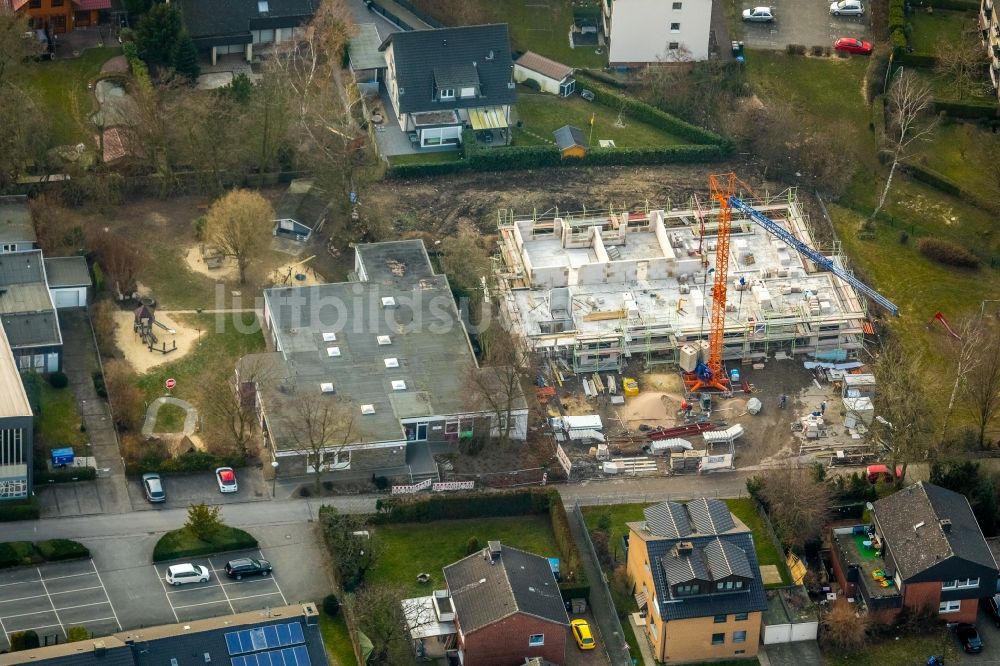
443 544 569 633
2 312 61 348
644 501 692 539
44 256 92 288
0 195 35 246
0 642 135 666
661 545 709 585
704 538 754 579
646 532 769 622
873 481 998 580
274 180 330 229
355 240 436 287
0 249 45 286
380 25 515 115
175 0 317 46
130 619 326 666
0 250 60 348
688 498 737 535
434 64 480 90
553 125 587 151
660 538 753 588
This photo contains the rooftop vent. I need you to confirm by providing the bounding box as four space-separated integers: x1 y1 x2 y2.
486 49 494 60
322 332 337 342
384 358 399 368
171 660 179 666
381 296 397 308
377 335 391 345
940 518 952 533
327 346 341 357
361 404 375 415
204 653 212 663
913 521 926 532
320 382 334 393
258 0 269 13
391 380 406 391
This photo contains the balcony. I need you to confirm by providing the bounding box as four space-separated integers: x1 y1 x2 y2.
831 526 902 612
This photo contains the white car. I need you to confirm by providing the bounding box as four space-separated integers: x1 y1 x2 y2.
742 6 775 21
165 563 210 586
830 0 864 15
215 467 238 493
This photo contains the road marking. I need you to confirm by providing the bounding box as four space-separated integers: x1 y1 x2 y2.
37 571 97 582
90 561 122 631
262 550 288 606
219 577 278 588
166 585 221 595
36 568 66 638
4 622 62 637
0 593 48 603
50 585 105 596
0 578 41 589
208 558 235 614
226 591 287 604
0 613 8 648
3 600 110 620
171 598 233 610
156 567 179 623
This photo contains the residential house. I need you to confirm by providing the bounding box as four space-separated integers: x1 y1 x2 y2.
513 51 576 97
44 256 92 308
624 499 769 663
0 603 327 666
0 250 63 372
245 239 528 479
0 196 37 254
604 0 713 65
829 481 999 623
0 323 33 502
980 0 1000 98
403 542 569 666
5 0 108 34
174 0 318 65
378 24 516 149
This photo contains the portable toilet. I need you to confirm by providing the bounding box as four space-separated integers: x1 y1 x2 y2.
51 448 75 467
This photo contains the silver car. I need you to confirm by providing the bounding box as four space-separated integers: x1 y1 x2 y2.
830 0 864 15
742 6 775 21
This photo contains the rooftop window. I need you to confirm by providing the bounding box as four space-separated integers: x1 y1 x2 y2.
377 335 392 345
320 383 334 393
384 358 399 368
361 404 375 414
322 332 337 342
392 380 407 390
326 347 341 357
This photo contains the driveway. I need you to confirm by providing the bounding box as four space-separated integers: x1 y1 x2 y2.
740 0 871 51
127 470 271 511
761 640 823 665
0 522 331 649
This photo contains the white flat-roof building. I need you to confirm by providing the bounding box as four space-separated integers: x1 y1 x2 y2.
604 0 713 64
496 192 868 372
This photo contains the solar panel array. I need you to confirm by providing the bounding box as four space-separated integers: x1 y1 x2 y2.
232 646 310 666
225 623 305 656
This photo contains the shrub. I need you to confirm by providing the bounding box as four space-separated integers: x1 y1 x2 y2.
152 526 257 562
373 476 389 491
547 490 588 591
21 371 44 416
48 371 69 389
811 45 825 57
931 100 999 120
193 216 207 241
522 78 541 92
0 542 39 568
35 467 98 484
67 626 90 642
322 594 341 618
92 370 107 397
36 539 90 561
132 450 243 474
898 230 909 244
916 237 980 268
465 536 480 555
9 630 40 651
787 44 807 55
0 497 40 522
590 530 613 567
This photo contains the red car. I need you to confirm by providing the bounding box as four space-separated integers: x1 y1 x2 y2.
834 37 873 55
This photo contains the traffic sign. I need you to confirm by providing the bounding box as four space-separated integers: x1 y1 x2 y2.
165 378 176 390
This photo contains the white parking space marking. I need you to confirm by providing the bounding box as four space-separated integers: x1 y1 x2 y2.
41 571 96 582
156 567 180 623
171 599 233 610
208 558 236 614
264 549 289 606
36 568 66 639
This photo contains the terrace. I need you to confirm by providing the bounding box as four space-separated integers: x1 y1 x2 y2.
830 526 902 611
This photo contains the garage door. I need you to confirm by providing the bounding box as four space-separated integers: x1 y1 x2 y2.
53 289 82 308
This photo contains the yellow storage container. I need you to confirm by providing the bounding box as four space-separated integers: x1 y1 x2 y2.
622 378 639 397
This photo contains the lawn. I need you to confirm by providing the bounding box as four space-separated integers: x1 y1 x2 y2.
154 403 188 433
135 313 264 415
387 152 462 166
912 122 1000 199
28 47 122 147
366 515 562 597
318 611 357 666
908 9 973 54
514 89 691 148
582 499 791 586
824 624 958 666
36 383 88 456
908 66 995 103
409 0 606 68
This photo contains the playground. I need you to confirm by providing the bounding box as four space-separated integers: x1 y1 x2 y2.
112 308 201 374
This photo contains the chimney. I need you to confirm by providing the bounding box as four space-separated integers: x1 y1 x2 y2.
488 540 501 561
93 641 107 657
675 541 694 556
940 518 952 533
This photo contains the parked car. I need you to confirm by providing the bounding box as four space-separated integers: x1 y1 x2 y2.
986 594 1000 627
834 37 873 54
216 467 238 493
142 473 165 503
742 6 775 21
866 463 903 484
225 558 273 580
830 0 865 15
165 563 210 586
571 619 596 650
953 623 983 653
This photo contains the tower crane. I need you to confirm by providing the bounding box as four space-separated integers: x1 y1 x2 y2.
684 173 900 395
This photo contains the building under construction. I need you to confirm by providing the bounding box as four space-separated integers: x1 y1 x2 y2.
495 190 871 373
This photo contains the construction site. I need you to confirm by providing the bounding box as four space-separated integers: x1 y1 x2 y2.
499 175 899 480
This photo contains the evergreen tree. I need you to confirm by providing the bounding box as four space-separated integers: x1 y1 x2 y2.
135 2 183 69
172 32 200 80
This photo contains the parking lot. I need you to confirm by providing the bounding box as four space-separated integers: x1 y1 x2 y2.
0 522 330 649
740 0 870 51
127 470 271 512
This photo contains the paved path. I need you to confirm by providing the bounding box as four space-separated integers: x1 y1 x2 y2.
44 311 133 517
142 396 199 437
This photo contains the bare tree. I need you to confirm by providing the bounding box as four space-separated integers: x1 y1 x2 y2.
821 599 870 651
940 316 986 443
870 70 936 223
757 468 830 553
934 34 989 101
201 357 273 458
464 325 529 448
287 393 356 492
870 337 934 474
122 73 188 194
88 233 148 297
439 222 492 324
204 189 275 284
964 318 1000 448
349 583 427 665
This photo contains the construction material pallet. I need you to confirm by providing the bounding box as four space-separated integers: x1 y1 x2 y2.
647 422 717 441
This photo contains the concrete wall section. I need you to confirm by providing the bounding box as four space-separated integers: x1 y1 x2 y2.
654 213 677 261
591 227 609 264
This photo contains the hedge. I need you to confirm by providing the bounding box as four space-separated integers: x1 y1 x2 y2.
35 466 98 484
905 162 999 212
0 542 38 568
579 68 629 90
546 490 590 600
931 99 999 119
35 539 90 561
372 489 552 524
921 0 979 9
0 539 90 568
895 52 938 67
131 450 244 475
0 497 40 522
153 526 258 562
917 237 980 268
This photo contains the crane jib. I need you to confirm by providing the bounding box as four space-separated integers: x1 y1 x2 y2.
728 196 900 317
